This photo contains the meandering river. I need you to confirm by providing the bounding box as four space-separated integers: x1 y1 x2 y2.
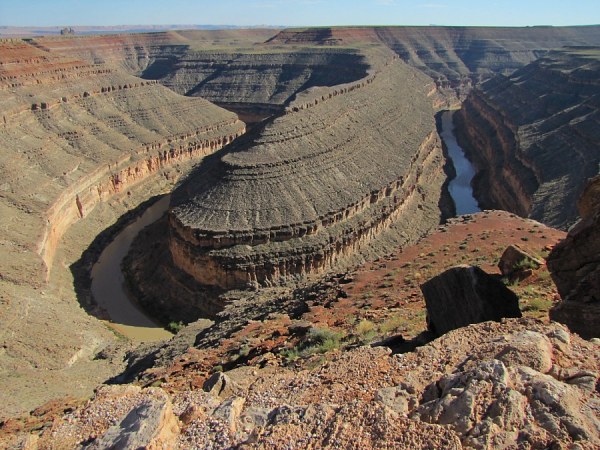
90 110 480 342
440 110 481 215
90 195 173 341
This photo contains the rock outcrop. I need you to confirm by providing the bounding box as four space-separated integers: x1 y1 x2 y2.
420 265 522 335
268 26 600 97
549 175 600 338
30 319 600 449
498 244 543 276
0 38 244 417
85 387 180 450
167 55 446 293
454 48 600 229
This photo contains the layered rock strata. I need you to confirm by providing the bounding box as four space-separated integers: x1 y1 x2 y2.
156 49 370 114
269 26 600 96
454 48 600 229
168 57 445 290
34 26 600 116
549 176 600 338
0 39 243 415
0 39 244 281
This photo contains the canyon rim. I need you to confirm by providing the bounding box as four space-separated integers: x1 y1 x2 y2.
0 10 599 450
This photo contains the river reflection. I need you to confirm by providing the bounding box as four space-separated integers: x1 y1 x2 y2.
440 110 481 215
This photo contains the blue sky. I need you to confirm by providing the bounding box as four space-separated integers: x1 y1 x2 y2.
1 0 598 27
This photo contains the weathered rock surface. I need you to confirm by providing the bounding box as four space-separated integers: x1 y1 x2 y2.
168 55 446 292
0 38 244 417
85 387 180 450
421 265 522 335
549 175 600 338
454 48 600 229
157 49 370 117
30 319 600 449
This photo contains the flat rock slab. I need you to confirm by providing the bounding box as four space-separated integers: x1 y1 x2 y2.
421 265 522 336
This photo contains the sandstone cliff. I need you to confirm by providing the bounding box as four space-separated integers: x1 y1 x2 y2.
454 48 600 229
0 38 244 417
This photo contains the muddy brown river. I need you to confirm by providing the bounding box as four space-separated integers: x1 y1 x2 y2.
91 195 173 341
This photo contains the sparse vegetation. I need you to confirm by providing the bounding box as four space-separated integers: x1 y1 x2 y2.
514 258 538 271
379 316 405 334
522 297 552 312
167 321 184 333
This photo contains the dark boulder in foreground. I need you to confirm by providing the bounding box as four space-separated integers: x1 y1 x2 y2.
421 265 521 336
549 176 600 339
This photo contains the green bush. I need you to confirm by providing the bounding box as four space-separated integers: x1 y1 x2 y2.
280 347 300 364
305 327 345 354
167 321 184 333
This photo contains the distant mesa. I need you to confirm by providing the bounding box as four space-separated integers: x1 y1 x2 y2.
167 55 446 290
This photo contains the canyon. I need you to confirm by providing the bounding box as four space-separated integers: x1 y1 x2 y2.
455 47 600 229
0 25 599 448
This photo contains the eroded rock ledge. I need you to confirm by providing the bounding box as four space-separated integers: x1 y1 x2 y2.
168 58 445 290
454 48 600 229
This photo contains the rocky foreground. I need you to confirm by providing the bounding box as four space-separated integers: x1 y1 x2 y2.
6 207 596 449
6 318 597 449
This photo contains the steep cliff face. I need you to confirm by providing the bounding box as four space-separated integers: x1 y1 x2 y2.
0 39 245 416
167 56 445 293
454 48 600 229
0 39 245 281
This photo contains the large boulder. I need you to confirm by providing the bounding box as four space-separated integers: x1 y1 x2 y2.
549 176 600 338
84 387 179 450
498 244 542 276
420 265 522 336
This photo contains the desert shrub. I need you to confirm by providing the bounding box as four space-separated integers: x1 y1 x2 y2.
305 327 345 354
355 319 375 335
167 321 184 333
280 347 300 363
514 258 538 271
380 316 405 334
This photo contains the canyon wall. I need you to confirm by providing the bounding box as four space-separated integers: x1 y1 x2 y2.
454 48 600 229
168 56 446 290
268 26 600 97
0 39 245 416
0 39 245 281
34 26 600 116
